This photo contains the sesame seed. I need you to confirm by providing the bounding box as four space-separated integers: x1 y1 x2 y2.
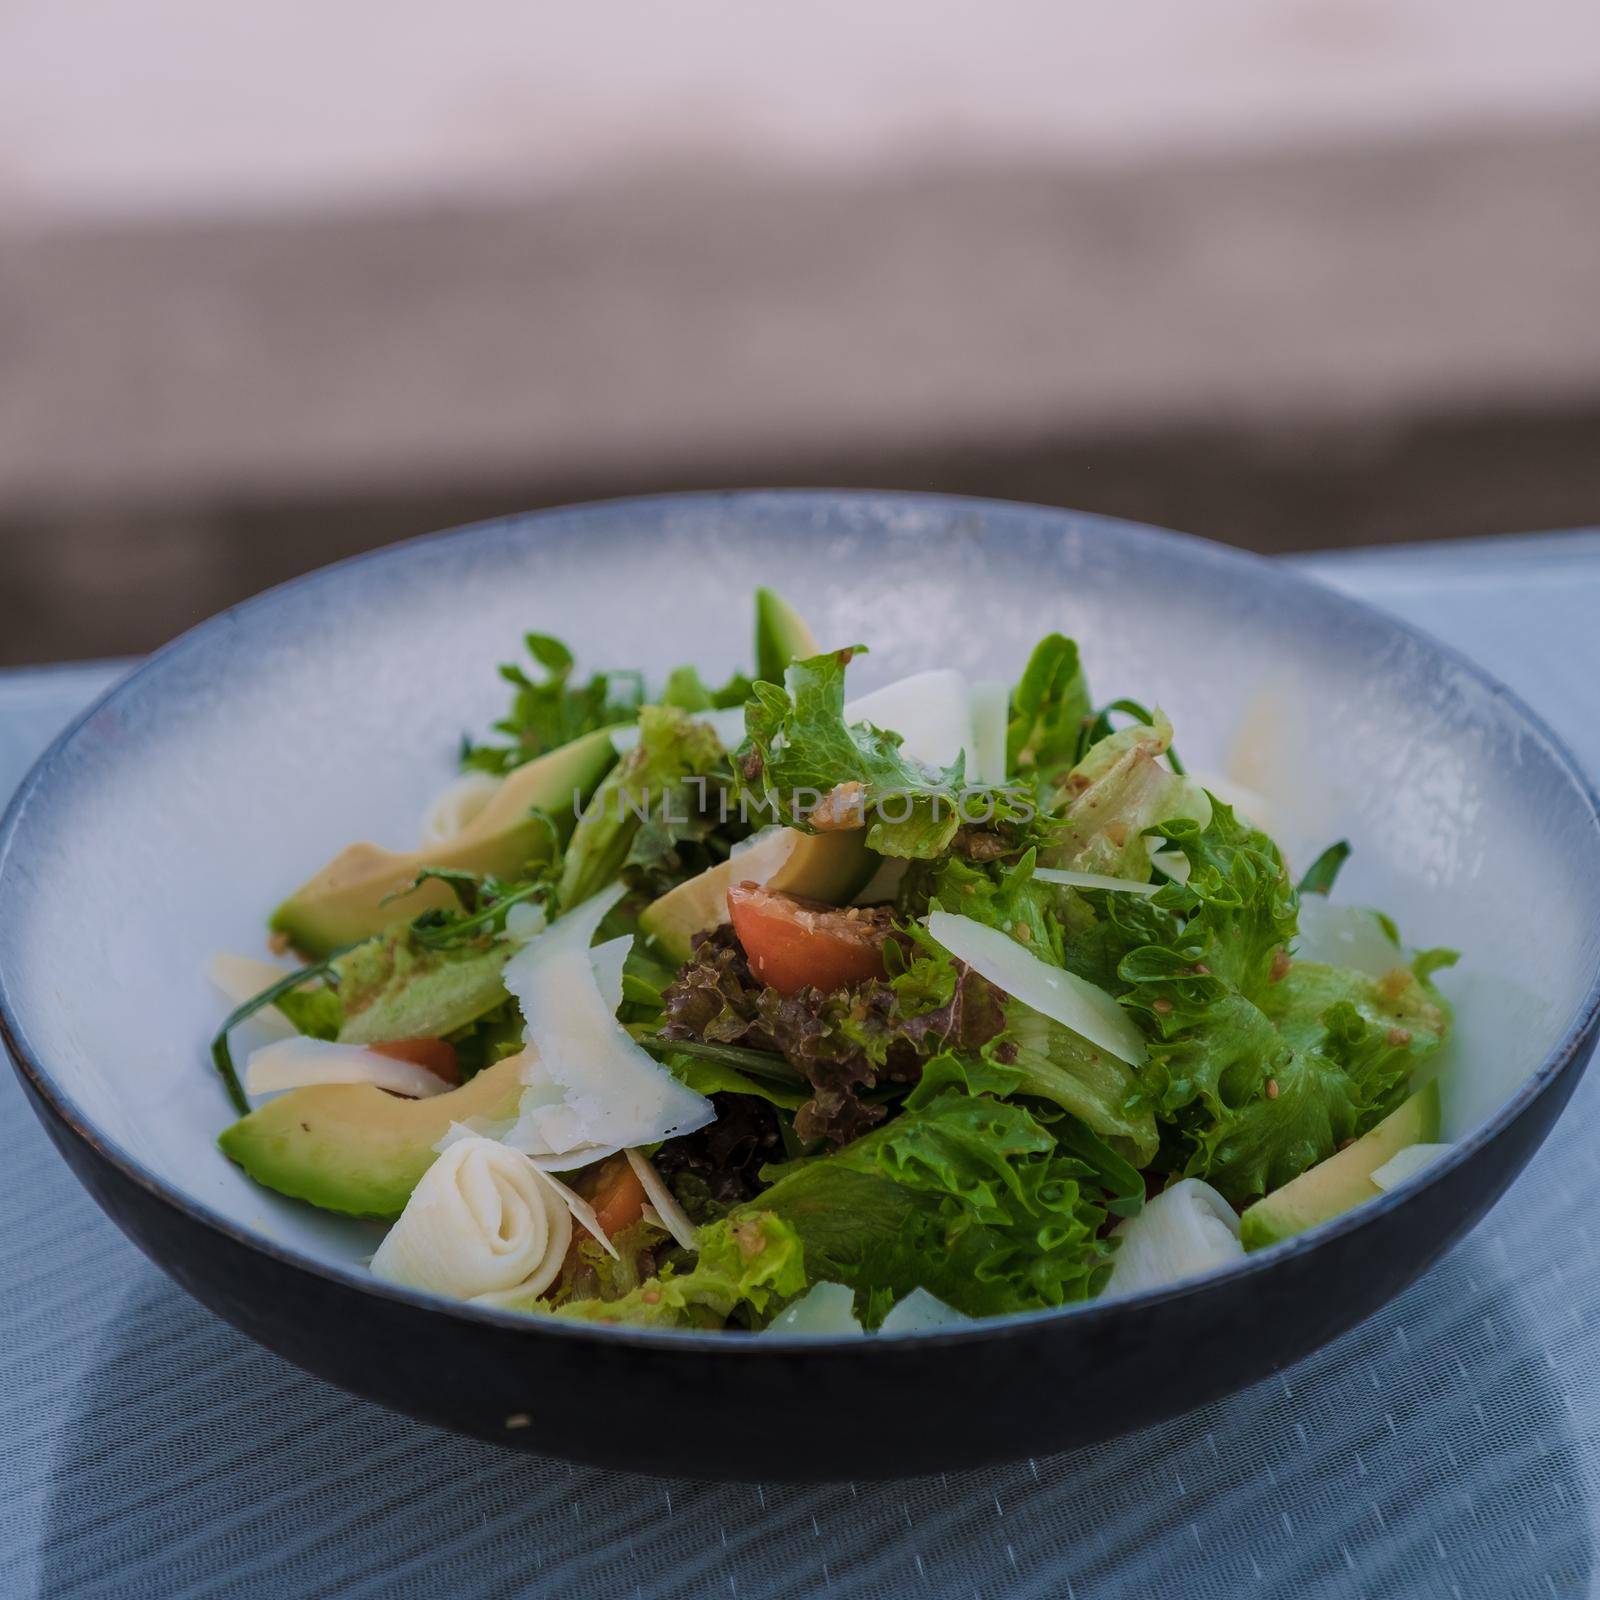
504 1413 532 1430
1266 1078 1280 1100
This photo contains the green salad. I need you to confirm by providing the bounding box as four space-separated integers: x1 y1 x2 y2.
211 589 1456 1334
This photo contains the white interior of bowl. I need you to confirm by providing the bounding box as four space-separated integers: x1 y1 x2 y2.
3 494 1597 1279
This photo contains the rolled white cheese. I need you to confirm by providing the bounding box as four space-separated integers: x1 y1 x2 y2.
370 1136 573 1302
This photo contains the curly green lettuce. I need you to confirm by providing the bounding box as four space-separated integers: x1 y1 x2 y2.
1078 804 1455 1203
736 646 1030 859
561 1071 1118 1329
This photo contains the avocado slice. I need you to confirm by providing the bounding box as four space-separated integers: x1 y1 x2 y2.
1239 1079 1441 1251
218 1053 526 1218
754 588 819 685
640 827 877 962
271 726 620 958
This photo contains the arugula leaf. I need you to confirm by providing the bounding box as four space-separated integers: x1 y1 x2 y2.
1007 634 1092 793
210 956 344 1113
1297 840 1351 897
461 633 643 775
557 704 726 908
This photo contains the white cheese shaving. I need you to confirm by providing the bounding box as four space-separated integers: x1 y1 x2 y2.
419 771 503 846
207 953 298 1038
1032 867 1161 897
244 1036 452 1100
925 909 1148 1067
371 1136 573 1302
845 669 973 770
624 1148 698 1251
527 1163 618 1260
968 679 1010 787
1106 1179 1244 1297
878 1288 970 1333
765 1282 864 1336
500 884 715 1168
1370 1142 1453 1192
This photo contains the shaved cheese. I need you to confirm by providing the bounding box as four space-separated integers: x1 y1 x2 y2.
500 885 715 1168
878 1288 970 1333
245 1036 452 1100
765 1282 864 1336
968 679 1009 786
208 953 299 1037
528 1164 619 1260
625 1148 698 1251
370 1136 572 1302
1370 1142 1452 1192
1294 898 1406 979
1033 867 1161 897
1107 1179 1243 1297
419 771 503 846
925 910 1147 1067
846 669 973 770
1148 842 1191 884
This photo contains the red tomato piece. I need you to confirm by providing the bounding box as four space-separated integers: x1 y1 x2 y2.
727 881 888 996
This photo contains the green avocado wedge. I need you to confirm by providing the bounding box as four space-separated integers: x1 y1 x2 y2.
640 827 877 962
754 587 819 686
217 1053 526 1219
1239 1078 1441 1251
271 725 621 958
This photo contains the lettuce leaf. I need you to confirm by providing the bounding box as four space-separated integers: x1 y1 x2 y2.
1007 634 1092 795
898 848 1067 966
740 1076 1117 1322
1096 805 1453 1202
558 1212 807 1329
557 704 726 907
1039 711 1211 880
737 647 1027 859
570 1075 1118 1329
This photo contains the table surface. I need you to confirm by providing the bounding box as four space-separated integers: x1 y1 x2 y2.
4 532 1599 1600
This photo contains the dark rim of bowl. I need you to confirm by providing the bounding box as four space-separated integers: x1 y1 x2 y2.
2 489 1598 1355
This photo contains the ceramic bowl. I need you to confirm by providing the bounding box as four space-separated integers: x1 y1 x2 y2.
3 492 1597 1479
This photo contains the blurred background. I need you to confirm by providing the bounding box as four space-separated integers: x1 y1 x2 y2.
3 0 1600 665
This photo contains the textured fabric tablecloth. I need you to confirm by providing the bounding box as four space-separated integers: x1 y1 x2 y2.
3 536 1599 1600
